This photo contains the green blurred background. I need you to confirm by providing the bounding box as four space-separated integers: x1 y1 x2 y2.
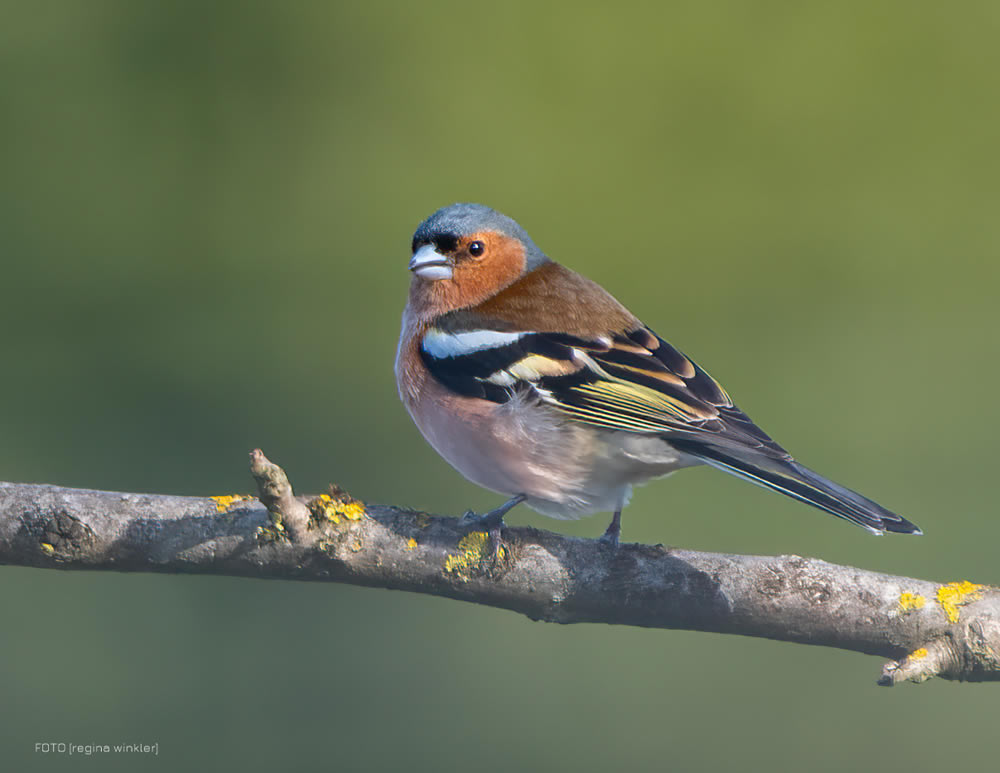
2 1 998 770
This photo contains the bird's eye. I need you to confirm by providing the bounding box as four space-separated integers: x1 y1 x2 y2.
468 241 485 257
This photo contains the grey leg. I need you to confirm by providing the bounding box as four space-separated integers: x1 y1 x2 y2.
461 494 526 531
599 508 622 546
461 494 526 561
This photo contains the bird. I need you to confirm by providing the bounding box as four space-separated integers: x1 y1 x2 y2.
395 202 921 546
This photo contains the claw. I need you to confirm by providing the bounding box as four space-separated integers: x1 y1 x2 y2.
459 495 525 563
460 495 525 531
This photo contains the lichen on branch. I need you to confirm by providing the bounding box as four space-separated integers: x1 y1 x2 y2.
0 451 998 687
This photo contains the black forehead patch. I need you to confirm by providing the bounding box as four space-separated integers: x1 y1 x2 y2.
412 232 459 253
433 233 459 253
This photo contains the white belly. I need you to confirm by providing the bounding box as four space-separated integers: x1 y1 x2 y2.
400 372 699 519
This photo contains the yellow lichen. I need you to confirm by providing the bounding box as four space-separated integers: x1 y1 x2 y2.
444 531 488 576
898 592 926 612
909 648 928 660
255 521 287 544
210 494 253 513
40 542 54 555
405 537 418 550
936 581 984 623
444 531 504 578
311 493 366 525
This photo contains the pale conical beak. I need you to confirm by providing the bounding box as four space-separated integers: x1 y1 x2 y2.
408 244 453 280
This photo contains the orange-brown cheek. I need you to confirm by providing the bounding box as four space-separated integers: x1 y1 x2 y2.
449 233 526 308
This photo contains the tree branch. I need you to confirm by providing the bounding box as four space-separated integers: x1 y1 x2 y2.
1 450 997 686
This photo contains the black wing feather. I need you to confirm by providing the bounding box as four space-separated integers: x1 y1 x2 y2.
419 319 918 535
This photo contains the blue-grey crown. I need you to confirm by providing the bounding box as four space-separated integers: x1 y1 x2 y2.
412 203 548 269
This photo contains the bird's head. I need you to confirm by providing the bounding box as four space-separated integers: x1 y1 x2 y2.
406 203 549 313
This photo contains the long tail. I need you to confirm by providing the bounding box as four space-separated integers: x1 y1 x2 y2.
671 440 921 535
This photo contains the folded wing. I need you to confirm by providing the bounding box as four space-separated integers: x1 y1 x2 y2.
421 321 788 457
420 316 919 535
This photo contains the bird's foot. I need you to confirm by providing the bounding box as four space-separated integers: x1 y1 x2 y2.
598 509 622 547
460 494 526 530
460 495 526 562
459 509 503 531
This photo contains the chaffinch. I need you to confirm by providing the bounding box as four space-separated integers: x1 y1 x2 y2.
395 202 920 545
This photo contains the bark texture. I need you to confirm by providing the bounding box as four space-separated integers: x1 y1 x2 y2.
1 451 997 686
